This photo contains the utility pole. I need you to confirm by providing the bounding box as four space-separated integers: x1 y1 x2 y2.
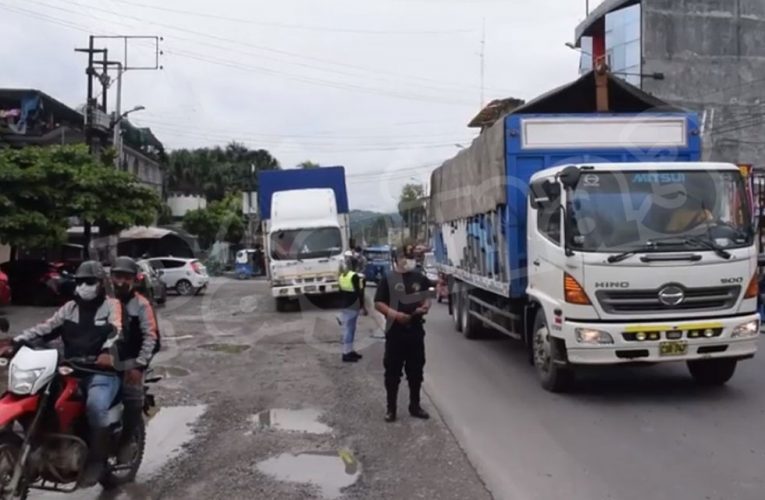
76 35 162 261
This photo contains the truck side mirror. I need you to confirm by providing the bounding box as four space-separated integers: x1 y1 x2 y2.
559 166 582 189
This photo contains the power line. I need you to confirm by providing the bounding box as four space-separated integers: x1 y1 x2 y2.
16 0 478 106
135 114 473 142
41 0 509 97
110 0 473 36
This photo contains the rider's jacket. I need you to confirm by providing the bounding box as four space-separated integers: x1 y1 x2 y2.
15 294 122 359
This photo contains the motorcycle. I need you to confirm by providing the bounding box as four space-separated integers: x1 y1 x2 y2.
0 318 159 499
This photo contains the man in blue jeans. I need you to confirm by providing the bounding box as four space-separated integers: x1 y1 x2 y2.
11 261 123 487
339 251 367 362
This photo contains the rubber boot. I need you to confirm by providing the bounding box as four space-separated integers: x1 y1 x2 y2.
408 382 430 419
79 427 111 487
385 381 398 422
117 398 143 464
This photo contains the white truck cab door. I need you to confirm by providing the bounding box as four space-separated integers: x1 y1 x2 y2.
528 177 565 308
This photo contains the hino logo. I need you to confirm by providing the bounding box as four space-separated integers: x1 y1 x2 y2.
595 282 630 288
658 285 685 306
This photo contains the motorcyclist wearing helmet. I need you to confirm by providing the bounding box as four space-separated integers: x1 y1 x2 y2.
8 260 123 487
110 256 159 464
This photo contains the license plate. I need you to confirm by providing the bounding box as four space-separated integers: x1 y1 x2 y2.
304 285 317 292
659 341 688 357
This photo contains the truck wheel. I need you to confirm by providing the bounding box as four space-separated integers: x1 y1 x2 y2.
460 290 480 339
532 310 574 393
275 297 289 313
452 283 463 332
687 359 737 386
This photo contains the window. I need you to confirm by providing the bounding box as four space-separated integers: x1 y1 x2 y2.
160 259 185 269
537 202 561 245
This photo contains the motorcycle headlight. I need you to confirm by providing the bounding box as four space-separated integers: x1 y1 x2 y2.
9 366 45 395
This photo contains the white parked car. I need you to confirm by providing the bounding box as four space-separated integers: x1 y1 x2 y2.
146 257 209 296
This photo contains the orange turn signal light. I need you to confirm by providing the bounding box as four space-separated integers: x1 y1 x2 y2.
745 274 759 299
564 273 591 305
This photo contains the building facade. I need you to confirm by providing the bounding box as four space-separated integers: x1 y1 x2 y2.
575 0 765 166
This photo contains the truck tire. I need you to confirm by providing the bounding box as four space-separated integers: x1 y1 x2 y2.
460 289 481 339
532 310 574 393
687 359 737 386
452 282 463 332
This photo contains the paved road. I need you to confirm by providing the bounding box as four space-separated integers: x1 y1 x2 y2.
423 302 765 500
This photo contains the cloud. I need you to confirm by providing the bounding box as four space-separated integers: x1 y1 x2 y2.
1 0 584 211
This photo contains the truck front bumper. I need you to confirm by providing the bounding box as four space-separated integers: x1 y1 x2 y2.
561 314 760 365
271 282 340 298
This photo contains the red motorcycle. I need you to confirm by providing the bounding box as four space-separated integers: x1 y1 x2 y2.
0 319 158 499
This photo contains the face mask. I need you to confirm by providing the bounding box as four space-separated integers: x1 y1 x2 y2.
114 282 133 300
75 283 99 301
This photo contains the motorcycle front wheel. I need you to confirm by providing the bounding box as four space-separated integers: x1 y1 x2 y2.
0 433 28 500
99 418 146 490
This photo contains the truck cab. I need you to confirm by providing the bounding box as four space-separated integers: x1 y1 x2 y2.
527 162 759 388
266 188 348 308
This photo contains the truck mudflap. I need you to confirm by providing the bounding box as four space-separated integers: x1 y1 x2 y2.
559 315 760 365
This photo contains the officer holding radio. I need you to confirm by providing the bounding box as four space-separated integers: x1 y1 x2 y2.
374 244 432 423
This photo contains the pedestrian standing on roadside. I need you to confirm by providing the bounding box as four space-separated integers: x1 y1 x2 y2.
374 244 432 422
339 251 368 363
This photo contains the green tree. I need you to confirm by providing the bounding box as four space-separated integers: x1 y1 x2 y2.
298 160 320 169
0 145 160 250
167 142 280 201
182 193 244 249
398 183 426 243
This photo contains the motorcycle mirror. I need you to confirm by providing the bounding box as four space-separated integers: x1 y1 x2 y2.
0 318 8 333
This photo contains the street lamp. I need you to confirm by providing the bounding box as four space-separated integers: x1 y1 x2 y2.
111 105 145 168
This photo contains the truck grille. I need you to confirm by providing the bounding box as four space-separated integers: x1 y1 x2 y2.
597 285 741 314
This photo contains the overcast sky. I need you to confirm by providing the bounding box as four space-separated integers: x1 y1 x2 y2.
0 0 602 212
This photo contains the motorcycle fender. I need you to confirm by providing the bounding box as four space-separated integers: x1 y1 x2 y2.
0 393 39 427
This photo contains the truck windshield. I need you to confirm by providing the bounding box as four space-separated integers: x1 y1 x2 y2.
568 170 752 252
271 227 343 260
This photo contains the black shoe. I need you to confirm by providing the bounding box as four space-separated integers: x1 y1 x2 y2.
349 351 363 360
409 407 430 419
79 428 110 487
342 353 359 363
385 410 397 423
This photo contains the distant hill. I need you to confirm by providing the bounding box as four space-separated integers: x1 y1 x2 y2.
349 210 402 245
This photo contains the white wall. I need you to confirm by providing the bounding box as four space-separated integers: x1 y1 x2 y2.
167 194 207 218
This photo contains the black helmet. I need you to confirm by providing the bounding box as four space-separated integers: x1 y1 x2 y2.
112 256 139 275
74 260 105 280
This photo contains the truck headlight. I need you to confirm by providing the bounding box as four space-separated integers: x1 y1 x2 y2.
731 319 760 338
9 366 44 395
575 328 614 345
272 279 291 287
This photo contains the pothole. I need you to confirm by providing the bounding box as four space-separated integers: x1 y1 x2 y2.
256 450 360 499
251 408 332 434
152 366 191 378
198 343 251 354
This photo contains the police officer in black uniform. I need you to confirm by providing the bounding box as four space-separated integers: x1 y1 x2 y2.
374 244 432 422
